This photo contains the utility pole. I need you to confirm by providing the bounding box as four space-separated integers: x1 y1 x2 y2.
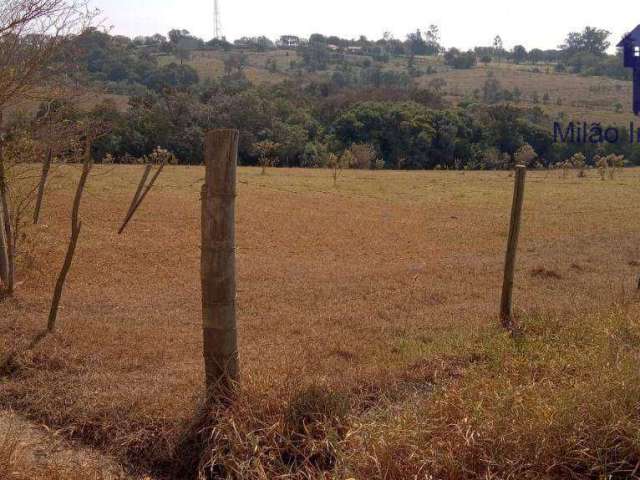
213 0 222 40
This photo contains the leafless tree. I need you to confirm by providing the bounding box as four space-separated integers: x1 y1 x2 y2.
33 99 56 224
47 131 92 332
0 0 95 294
118 147 174 234
0 0 95 109
1 121 105 370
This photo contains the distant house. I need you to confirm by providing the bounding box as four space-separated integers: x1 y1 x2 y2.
618 25 640 115
277 35 301 49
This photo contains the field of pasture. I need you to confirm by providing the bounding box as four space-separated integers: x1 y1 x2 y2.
2 166 640 478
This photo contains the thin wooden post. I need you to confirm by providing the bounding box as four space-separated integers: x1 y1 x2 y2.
0 127 7 287
47 138 93 333
500 165 527 329
118 163 152 234
118 162 165 234
0 135 14 294
202 129 239 397
0 199 8 287
33 147 52 224
34 102 56 225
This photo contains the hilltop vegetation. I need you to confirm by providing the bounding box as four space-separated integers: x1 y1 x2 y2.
4 24 638 170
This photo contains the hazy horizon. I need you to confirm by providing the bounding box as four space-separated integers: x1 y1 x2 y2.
96 0 634 52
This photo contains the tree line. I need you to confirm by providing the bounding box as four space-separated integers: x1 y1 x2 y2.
3 25 639 171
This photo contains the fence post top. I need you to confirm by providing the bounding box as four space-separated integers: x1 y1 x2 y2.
205 129 239 139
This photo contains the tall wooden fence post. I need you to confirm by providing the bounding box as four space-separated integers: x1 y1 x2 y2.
0 201 8 287
202 129 239 397
500 165 527 329
33 147 52 225
0 133 14 294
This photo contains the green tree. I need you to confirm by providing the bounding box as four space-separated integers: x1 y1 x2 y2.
444 49 477 69
512 45 528 64
406 29 428 56
301 142 328 168
425 24 441 55
224 52 248 77
253 140 280 175
483 73 503 104
332 102 436 168
561 26 611 56
168 29 190 44
493 35 504 62
529 48 544 64
300 41 329 71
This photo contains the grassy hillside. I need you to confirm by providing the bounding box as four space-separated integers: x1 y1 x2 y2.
2 166 640 477
159 49 634 126
2 92 130 127
423 62 633 125
158 50 294 85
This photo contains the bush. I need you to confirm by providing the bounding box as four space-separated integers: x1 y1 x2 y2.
444 49 477 69
301 142 329 168
194 384 351 479
349 143 378 169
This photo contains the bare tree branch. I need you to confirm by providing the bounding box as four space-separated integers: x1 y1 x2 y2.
118 162 165 235
0 0 97 110
47 134 92 332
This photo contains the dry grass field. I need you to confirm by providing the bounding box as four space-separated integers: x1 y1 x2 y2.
159 50 294 84
2 166 640 478
422 62 633 125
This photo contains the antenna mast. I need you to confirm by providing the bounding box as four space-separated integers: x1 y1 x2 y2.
213 0 222 39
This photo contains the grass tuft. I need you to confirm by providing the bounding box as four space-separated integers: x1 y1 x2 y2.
349 309 640 479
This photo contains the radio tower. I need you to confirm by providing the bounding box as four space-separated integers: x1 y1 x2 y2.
213 0 222 39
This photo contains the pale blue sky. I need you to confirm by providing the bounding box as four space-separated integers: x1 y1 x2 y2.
96 0 632 51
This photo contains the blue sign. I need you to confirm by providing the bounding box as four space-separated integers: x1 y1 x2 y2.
618 25 640 115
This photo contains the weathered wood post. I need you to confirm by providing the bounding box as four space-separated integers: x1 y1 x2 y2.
0 128 8 286
33 147 52 225
47 136 93 333
0 126 14 294
202 129 239 397
500 165 527 329
0 200 8 287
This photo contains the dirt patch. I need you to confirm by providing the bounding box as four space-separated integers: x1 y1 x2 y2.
531 267 563 279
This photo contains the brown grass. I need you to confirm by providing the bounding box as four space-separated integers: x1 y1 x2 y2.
420 62 633 125
158 50 295 85
0 411 132 479
1 166 640 478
